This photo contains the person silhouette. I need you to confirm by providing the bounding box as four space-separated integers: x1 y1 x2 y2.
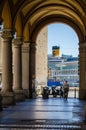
63 81 69 100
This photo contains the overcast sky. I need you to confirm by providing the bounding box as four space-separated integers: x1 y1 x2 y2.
48 23 79 57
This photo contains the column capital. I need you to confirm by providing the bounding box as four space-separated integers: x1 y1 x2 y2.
13 37 23 47
22 42 30 53
1 29 13 40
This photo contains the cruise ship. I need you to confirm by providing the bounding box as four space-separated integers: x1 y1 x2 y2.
48 47 79 87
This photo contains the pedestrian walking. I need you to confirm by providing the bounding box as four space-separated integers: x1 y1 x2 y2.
63 81 69 100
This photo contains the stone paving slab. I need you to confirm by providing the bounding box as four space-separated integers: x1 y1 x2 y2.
0 97 86 129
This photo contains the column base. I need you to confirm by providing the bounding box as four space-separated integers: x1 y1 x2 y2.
79 89 86 100
1 91 15 106
23 89 29 98
14 89 25 102
32 92 37 99
29 91 37 99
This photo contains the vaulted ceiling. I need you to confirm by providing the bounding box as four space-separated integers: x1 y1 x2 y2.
0 0 86 42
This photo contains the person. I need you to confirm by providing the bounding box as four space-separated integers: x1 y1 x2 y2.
59 86 63 98
63 81 69 100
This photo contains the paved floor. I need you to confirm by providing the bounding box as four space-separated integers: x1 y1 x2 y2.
0 96 86 129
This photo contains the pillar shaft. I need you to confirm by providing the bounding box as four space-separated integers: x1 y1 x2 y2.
1 29 15 105
22 42 29 98
79 42 86 99
13 37 25 101
29 42 36 98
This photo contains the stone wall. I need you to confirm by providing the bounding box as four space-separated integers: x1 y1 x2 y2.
36 26 48 87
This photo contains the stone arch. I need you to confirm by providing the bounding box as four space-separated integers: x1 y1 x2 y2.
30 15 85 43
1 1 12 29
13 0 86 43
27 14 86 99
23 22 30 42
14 13 23 37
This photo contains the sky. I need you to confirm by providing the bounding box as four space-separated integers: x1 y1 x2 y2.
48 23 79 57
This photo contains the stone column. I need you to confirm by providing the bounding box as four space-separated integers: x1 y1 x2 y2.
13 37 25 101
29 42 36 98
22 42 29 98
1 29 15 105
79 41 86 99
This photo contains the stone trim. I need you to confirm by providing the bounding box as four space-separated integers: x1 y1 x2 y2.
13 37 23 47
22 42 29 53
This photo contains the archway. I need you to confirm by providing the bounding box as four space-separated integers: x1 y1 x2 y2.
0 1 86 102
33 22 79 98
29 14 86 99
12 0 86 100
48 23 79 98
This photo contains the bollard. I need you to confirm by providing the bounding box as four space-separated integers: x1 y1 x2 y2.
42 87 49 99
74 87 76 98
